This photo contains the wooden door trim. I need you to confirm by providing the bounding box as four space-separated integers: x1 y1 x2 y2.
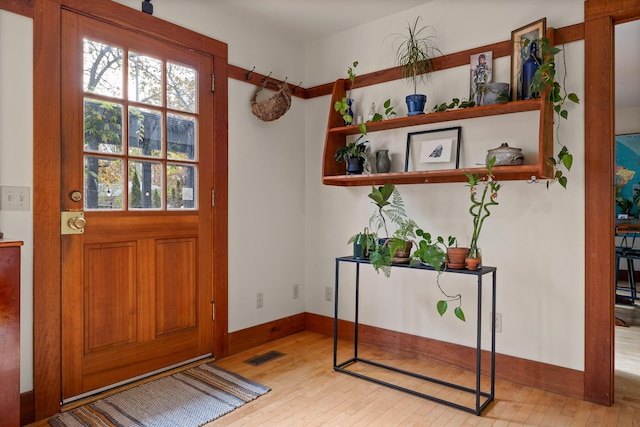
33 0 228 418
584 0 640 406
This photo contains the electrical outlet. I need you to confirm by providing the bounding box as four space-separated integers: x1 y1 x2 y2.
325 286 333 302
293 284 299 299
256 292 263 309
493 312 502 333
0 186 30 211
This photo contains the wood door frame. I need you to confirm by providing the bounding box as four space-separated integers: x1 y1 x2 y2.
584 0 640 406
33 0 229 418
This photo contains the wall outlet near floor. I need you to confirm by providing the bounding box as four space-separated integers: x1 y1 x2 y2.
325 286 332 302
256 292 263 309
493 312 502 333
293 284 299 299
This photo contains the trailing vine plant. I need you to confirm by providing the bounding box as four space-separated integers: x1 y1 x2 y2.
523 35 580 189
410 230 464 321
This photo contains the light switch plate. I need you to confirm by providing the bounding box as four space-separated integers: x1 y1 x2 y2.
0 186 30 211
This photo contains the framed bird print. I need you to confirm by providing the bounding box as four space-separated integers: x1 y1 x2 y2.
404 126 462 172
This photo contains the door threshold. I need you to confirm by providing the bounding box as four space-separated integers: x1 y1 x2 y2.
61 354 214 409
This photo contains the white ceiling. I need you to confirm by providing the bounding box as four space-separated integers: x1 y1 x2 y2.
212 0 639 109
212 0 430 43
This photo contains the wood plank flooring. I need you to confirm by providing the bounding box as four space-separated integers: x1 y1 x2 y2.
30 323 640 426
207 331 640 426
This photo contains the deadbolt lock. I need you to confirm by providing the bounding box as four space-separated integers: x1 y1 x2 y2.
61 211 86 235
69 190 83 202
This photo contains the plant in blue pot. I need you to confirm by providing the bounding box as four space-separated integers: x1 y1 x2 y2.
334 61 358 125
334 134 368 175
390 17 442 116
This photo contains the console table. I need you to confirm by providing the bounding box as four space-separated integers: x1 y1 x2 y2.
333 256 496 416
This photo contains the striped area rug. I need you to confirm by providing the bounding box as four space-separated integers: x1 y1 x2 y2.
48 363 270 427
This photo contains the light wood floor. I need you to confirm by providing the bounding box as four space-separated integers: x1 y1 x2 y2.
201 330 640 426
31 325 640 426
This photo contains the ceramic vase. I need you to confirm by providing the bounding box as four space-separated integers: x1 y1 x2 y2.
376 150 391 173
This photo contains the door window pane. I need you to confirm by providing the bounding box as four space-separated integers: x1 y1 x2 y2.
167 163 197 210
81 38 200 212
84 99 123 154
84 156 124 210
128 107 162 158
128 161 163 209
128 52 162 106
167 113 196 161
83 39 123 98
167 62 197 113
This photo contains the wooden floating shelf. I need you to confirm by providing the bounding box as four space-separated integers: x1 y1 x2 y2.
322 76 554 186
328 99 543 136
322 165 543 187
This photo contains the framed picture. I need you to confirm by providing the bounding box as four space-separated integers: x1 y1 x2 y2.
470 51 493 104
615 133 640 217
510 18 546 101
404 126 462 172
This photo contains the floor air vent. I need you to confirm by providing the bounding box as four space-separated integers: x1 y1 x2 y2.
244 350 285 366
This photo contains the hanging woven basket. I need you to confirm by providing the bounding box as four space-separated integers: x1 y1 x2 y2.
251 81 291 122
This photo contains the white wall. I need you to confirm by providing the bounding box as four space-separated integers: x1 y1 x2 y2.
2 0 588 393
305 1 586 370
0 10 33 393
617 107 640 134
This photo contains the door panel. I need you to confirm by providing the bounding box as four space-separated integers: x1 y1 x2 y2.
155 238 198 335
60 10 214 400
84 242 137 351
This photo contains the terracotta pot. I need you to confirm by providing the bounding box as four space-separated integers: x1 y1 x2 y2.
392 241 413 264
466 257 481 271
447 247 469 269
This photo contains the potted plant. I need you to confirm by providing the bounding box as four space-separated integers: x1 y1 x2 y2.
464 156 501 269
410 230 465 321
523 37 580 188
390 16 442 116
334 134 367 175
334 61 358 125
445 238 468 269
365 183 415 276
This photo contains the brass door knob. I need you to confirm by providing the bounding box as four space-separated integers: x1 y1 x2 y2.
68 216 87 230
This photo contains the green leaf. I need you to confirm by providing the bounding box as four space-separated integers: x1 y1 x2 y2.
559 175 568 189
561 153 573 170
454 307 466 322
437 300 448 317
560 109 568 120
358 123 367 135
568 93 580 103
384 99 391 108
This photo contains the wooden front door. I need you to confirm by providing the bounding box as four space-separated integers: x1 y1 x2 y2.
60 10 216 400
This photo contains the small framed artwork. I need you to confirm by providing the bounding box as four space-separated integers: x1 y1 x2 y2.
404 126 462 172
510 18 546 101
470 51 493 104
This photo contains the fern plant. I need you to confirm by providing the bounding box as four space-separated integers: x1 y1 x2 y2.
368 183 407 238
